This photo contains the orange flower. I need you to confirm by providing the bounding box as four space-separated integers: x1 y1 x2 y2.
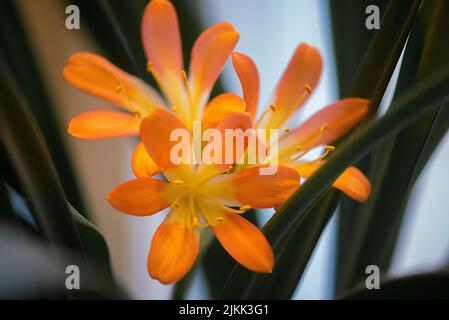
63 0 240 177
107 108 300 284
232 45 371 201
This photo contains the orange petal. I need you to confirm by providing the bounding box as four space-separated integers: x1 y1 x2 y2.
63 52 165 115
233 166 300 208
204 112 255 171
148 217 199 284
278 98 369 160
212 212 274 273
106 178 169 216
140 108 189 170
292 161 371 202
68 110 140 139
263 43 322 130
232 52 260 119
132 142 160 178
202 93 246 126
141 0 186 108
189 22 239 109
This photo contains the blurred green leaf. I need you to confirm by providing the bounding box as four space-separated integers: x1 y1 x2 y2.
0 0 86 214
341 269 449 299
330 0 388 96
331 0 422 293
69 203 124 298
0 66 85 253
0 219 123 299
340 0 449 291
221 63 449 298
221 0 422 299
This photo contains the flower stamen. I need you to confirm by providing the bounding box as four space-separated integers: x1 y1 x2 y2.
255 104 276 128
115 77 142 117
209 197 248 214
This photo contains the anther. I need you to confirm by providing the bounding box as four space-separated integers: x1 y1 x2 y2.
171 179 184 186
146 61 154 72
181 70 188 82
239 205 251 211
305 84 312 94
256 105 276 128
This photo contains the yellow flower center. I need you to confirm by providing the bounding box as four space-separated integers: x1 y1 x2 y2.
160 165 250 228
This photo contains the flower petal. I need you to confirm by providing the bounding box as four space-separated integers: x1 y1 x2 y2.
132 142 160 178
212 212 274 273
68 110 140 139
278 98 369 160
232 52 260 119
202 93 246 126
63 52 165 115
233 166 300 208
106 178 169 216
189 22 239 110
148 217 199 284
292 161 371 202
203 112 255 171
263 43 322 130
141 0 186 108
140 108 189 170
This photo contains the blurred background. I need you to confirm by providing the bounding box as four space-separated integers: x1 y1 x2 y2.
1 0 449 299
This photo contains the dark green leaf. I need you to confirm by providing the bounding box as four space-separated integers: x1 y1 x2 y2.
341 269 449 299
339 0 449 291
221 63 449 299
0 65 86 256
221 0 422 299
0 0 86 214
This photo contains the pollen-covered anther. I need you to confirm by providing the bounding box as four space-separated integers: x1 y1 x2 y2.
239 205 251 211
171 179 184 186
256 104 276 128
146 61 154 72
180 70 188 82
305 84 313 94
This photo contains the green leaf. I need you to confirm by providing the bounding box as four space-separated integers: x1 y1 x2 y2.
341 269 449 299
339 0 449 291
221 63 449 299
0 67 85 253
330 0 389 96
331 0 422 293
0 0 86 214
220 0 422 299
69 203 124 298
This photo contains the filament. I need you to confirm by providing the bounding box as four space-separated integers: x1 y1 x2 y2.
255 104 276 128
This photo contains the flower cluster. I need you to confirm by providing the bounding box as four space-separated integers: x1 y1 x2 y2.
64 0 371 284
